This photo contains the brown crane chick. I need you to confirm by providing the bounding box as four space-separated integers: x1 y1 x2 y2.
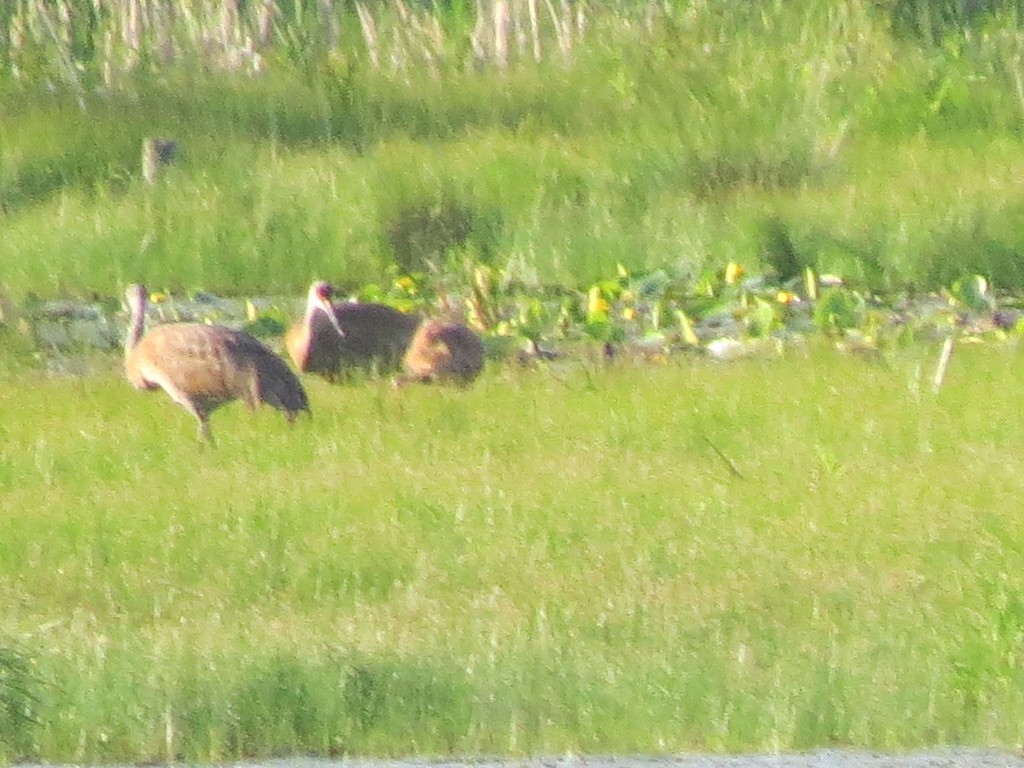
123 283 310 441
286 280 422 382
399 319 485 386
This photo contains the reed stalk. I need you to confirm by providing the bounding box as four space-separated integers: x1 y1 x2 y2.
3 0 601 87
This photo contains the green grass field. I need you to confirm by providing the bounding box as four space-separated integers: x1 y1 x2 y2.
4 340 1024 761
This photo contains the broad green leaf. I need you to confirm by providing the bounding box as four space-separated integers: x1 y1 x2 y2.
950 274 995 312
813 288 866 332
747 296 779 338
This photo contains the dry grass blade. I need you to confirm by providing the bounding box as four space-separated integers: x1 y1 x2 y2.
527 0 541 60
493 0 510 71
356 0 380 68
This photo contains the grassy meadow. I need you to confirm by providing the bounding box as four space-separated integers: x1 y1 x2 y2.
4 342 1024 762
7 0 1024 762
4 1 1024 298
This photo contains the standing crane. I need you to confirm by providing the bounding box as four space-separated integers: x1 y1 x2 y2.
123 283 311 441
286 281 422 382
400 319 485 386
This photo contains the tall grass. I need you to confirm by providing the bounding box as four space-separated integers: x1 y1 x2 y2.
3 1 1024 300
5 344 1024 760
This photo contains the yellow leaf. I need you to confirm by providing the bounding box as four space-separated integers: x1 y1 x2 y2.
676 310 699 346
587 285 610 319
725 262 745 285
802 267 816 301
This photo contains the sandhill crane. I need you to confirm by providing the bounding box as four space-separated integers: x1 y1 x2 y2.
123 283 310 441
399 319 485 386
286 281 422 382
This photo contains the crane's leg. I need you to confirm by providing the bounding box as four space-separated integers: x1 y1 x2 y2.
147 373 214 443
179 402 213 442
196 417 214 443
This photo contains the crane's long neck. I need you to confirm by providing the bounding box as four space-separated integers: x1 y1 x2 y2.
307 293 330 330
125 299 146 362
298 299 324 360
287 297 321 371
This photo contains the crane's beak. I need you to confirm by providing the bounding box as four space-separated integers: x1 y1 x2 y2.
318 297 346 337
